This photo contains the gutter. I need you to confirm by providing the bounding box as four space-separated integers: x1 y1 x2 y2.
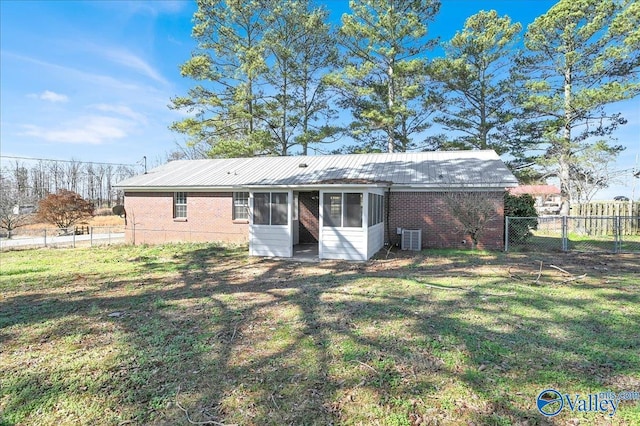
116 182 517 192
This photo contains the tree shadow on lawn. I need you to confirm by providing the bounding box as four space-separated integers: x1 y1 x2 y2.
1 246 639 425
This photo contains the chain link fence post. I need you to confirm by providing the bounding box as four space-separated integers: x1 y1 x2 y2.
561 216 568 252
614 215 620 253
504 216 510 252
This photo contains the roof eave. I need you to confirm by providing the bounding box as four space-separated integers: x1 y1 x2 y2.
117 181 518 192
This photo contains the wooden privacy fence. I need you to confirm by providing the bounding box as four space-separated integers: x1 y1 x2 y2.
572 201 639 217
570 202 639 236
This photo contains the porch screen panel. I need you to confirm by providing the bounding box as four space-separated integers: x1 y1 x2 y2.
344 193 363 227
367 194 383 226
323 193 342 227
253 193 270 225
271 192 288 225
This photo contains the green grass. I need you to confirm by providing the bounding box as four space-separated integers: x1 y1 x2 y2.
1 243 639 425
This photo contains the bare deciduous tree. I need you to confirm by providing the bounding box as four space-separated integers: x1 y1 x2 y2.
0 173 33 237
442 191 501 249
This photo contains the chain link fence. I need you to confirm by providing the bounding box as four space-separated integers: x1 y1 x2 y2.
505 216 640 253
127 225 247 246
0 226 125 250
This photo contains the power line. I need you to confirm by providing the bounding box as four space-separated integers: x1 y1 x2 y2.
0 155 138 168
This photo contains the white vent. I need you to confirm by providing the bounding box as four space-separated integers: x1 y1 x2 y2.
401 229 422 251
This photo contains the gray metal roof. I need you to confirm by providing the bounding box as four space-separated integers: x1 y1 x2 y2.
115 150 518 190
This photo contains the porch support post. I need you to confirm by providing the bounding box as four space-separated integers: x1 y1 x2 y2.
287 189 294 257
318 190 324 260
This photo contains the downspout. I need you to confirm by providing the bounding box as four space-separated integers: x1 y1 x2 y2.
385 185 393 247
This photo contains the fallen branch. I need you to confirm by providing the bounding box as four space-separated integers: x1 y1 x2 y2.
416 279 515 296
230 323 238 342
508 267 523 281
533 261 543 284
175 386 232 426
421 282 467 291
384 244 396 259
271 394 280 410
229 312 245 343
549 264 573 276
354 360 379 374
560 274 587 284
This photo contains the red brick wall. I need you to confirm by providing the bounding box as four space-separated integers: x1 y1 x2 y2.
387 191 505 250
298 191 319 243
124 192 248 245
124 190 504 250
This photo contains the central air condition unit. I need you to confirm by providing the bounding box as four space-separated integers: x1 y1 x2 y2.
401 229 422 251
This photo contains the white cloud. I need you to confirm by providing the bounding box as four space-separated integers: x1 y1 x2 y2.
90 103 147 124
27 90 69 103
21 116 132 145
102 48 169 85
6 51 149 92
40 90 69 103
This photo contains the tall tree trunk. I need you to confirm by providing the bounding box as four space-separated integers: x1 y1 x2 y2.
560 65 573 216
387 63 395 153
479 78 488 149
302 78 309 156
281 73 288 156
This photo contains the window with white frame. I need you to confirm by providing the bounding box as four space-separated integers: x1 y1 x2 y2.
174 192 187 218
368 193 384 226
253 192 288 225
323 193 342 227
323 192 363 228
233 192 249 220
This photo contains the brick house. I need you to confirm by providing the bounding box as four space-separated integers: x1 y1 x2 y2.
115 151 518 260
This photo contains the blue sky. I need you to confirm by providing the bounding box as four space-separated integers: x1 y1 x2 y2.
1 0 638 199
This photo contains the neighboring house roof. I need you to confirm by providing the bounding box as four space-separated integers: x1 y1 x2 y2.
508 185 561 196
116 150 518 190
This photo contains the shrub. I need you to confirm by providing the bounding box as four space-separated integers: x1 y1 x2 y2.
504 193 538 242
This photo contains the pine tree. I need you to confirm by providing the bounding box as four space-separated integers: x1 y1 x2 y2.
327 0 440 153
428 10 522 155
170 0 271 158
517 0 640 213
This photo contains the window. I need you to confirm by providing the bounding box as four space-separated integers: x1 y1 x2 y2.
233 192 249 220
344 193 363 227
254 193 270 225
323 192 363 228
323 193 342 227
368 193 384 226
253 192 288 225
271 192 288 225
174 192 187 218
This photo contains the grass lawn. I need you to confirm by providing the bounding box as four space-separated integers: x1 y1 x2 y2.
1 243 639 425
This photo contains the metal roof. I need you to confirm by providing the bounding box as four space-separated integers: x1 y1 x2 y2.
115 150 518 190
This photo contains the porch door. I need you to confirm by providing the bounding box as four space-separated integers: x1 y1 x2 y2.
249 191 293 257
297 191 319 244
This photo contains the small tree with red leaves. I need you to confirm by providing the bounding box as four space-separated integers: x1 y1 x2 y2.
37 190 95 229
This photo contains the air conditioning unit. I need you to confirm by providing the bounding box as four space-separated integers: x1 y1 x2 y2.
401 229 422 251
